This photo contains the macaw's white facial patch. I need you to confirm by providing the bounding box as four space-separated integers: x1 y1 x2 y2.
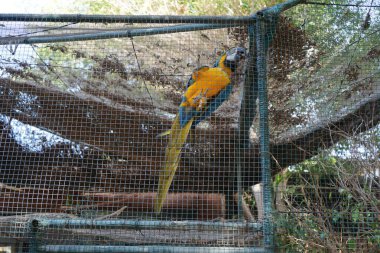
226 47 246 62
226 52 237 62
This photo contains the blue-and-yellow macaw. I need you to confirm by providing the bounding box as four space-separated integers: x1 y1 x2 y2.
155 47 246 213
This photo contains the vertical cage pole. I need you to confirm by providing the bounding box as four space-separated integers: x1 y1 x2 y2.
256 13 274 251
28 220 39 253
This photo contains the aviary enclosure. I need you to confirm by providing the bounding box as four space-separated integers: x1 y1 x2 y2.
0 0 379 252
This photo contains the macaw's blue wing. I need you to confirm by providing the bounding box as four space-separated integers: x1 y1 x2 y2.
179 103 197 128
193 84 233 126
179 84 232 128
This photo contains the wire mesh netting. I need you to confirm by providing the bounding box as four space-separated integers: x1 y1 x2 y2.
0 17 262 251
0 1 379 253
273 4 379 252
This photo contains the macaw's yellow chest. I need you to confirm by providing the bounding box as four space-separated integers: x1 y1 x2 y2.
182 67 231 110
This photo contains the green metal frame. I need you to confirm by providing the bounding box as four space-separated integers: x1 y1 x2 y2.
38 245 269 253
0 0 304 252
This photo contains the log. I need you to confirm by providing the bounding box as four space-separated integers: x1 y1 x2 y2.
81 192 226 220
0 189 225 220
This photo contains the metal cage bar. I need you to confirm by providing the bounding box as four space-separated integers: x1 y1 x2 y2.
256 13 273 252
0 13 254 24
0 24 233 45
32 218 262 230
39 245 269 253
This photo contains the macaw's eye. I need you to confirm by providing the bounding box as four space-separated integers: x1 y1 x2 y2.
236 48 246 56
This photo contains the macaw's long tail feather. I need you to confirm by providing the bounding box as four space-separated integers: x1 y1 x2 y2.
155 116 194 213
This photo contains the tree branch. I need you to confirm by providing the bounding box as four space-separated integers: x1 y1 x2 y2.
270 93 380 170
0 79 378 191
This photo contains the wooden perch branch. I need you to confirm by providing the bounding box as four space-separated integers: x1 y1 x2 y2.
270 93 380 170
82 192 225 220
0 188 225 220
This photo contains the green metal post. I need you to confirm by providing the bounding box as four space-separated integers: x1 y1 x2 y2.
253 2 304 250
39 245 269 253
256 12 273 252
0 24 233 45
28 219 39 253
35 218 262 230
0 13 254 24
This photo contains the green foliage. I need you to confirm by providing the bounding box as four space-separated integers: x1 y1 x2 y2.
279 1 380 137
253 0 287 11
61 0 294 16
34 44 94 88
175 0 253 15
274 152 380 252
83 0 122 14
36 0 293 15
61 0 258 15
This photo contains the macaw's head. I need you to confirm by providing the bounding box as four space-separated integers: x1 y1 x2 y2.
220 47 247 73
